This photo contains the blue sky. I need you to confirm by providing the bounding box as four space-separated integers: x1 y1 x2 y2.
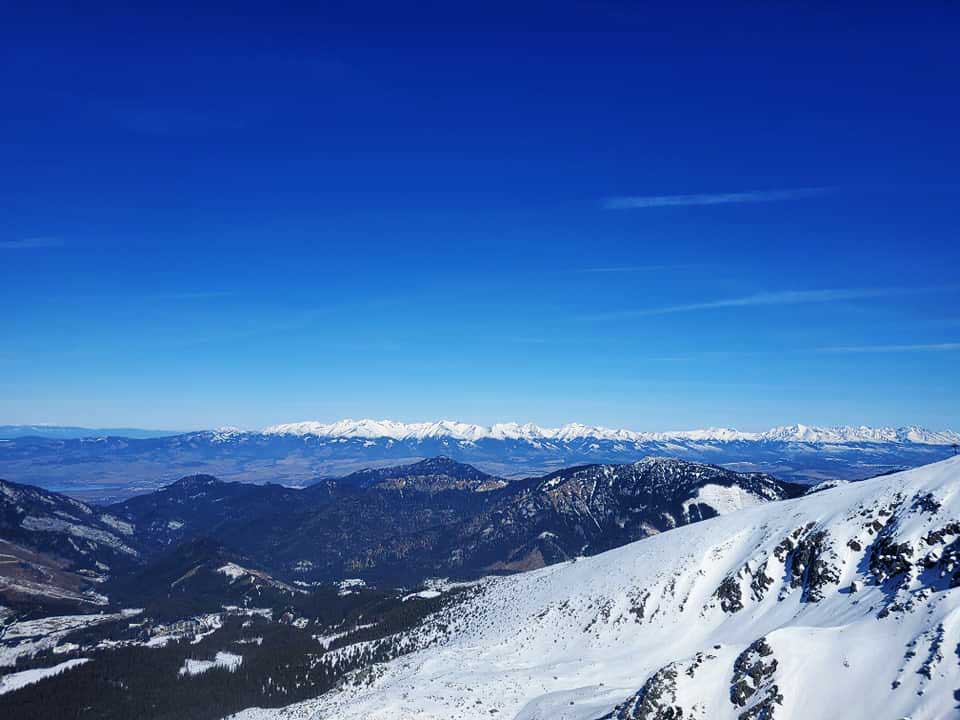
1 2 958 431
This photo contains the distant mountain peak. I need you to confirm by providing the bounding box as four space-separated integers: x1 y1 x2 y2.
405 456 486 473
634 455 699 466
162 474 223 491
341 456 504 492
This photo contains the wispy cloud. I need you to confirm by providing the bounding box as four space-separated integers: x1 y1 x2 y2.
604 187 827 209
0 237 63 250
648 343 960 360
587 287 936 319
818 343 960 354
577 264 698 274
145 291 233 301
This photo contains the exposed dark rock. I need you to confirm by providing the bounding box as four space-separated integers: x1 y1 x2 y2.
773 523 814 562
627 588 650 623
598 664 684 720
715 575 744 613
933 538 960 588
731 638 782 720
911 492 942 514
750 561 775 602
791 530 841 602
918 624 945 680
775 526 841 603
869 534 914 584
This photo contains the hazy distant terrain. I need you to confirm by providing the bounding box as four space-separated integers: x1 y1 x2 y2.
0 421 955 501
0 426 182 441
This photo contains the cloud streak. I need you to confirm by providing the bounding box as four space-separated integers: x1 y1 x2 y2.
0 237 63 250
604 187 827 209
577 264 698 274
648 343 960 360
145 291 233 301
588 287 937 319
818 343 960 354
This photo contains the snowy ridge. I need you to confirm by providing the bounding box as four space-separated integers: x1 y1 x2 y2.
233 456 960 720
261 418 960 446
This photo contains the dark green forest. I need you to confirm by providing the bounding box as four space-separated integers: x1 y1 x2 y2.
0 588 457 720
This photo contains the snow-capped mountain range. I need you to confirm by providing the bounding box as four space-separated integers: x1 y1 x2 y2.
260 418 960 445
235 455 960 720
2 419 958 501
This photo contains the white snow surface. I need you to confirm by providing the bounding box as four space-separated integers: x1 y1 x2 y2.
0 659 89 695
231 456 960 720
0 609 142 668
218 562 250 580
19 515 138 556
97 513 134 536
681 483 767 518
178 651 243 676
260 418 960 446
0 575 108 607
214 563 304 594
336 579 367 596
3 608 142 640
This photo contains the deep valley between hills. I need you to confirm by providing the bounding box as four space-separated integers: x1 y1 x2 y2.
2 456 805 607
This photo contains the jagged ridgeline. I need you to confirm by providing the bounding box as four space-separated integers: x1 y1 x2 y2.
104 457 802 586
1 457 801 613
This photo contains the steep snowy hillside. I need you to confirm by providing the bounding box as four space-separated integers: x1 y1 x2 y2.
234 456 960 720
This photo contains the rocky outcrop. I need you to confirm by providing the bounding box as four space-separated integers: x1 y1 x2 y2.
773 524 840 603
599 664 683 720
731 638 782 720
715 574 744 613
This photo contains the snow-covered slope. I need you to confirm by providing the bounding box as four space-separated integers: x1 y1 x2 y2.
0 658 90 694
234 456 960 720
